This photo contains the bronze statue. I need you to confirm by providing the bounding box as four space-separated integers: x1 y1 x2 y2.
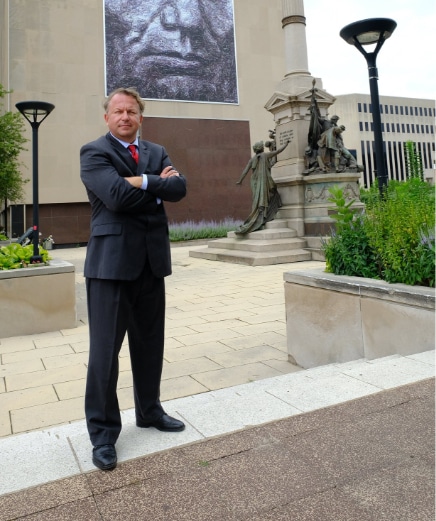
305 81 362 174
235 139 290 235
317 125 360 173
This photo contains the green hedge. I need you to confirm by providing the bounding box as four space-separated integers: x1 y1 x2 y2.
322 179 435 287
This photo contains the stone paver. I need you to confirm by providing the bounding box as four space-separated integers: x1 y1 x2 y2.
0 246 321 436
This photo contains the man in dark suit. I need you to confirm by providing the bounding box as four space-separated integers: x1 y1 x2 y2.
80 87 187 471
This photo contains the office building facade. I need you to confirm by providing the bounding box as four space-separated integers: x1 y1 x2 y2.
330 94 435 187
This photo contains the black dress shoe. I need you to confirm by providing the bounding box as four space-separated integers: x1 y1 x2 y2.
92 444 117 471
136 413 185 432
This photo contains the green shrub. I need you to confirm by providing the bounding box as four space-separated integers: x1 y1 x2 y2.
322 186 379 278
364 178 435 286
323 178 435 287
0 243 51 270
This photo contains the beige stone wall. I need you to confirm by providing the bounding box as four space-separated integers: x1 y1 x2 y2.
284 269 435 368
0 261 76 337
1 0 285 206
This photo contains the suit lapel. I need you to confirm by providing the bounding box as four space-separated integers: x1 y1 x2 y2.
137 140 150 173
106 133 138 173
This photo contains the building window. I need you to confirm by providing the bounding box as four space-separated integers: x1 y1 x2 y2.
387 141 394 180
405 106 408 115
406 124 410 133
397 123 400 133
419 107 423 116
358 102 362 112
402 124 405 133
360 141 368 187
365 122 369 131
395 106 398 115
363 103 367 112
411 124 415 133
359 121 363 131
422 142 429 169
400 106 404 115
390 105 394 114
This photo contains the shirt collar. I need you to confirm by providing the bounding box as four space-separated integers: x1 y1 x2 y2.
110 133 139 149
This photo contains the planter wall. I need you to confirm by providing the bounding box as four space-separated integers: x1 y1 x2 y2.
284 269 435 368
0 259 76 338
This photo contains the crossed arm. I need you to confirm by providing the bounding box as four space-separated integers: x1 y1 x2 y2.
125 165 180 188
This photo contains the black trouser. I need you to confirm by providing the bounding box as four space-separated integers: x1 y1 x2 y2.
85 261 165 446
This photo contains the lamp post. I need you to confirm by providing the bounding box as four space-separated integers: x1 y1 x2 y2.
15 101 55 263
340 18 396 195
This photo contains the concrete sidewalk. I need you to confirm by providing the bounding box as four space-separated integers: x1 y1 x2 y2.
0 245 434 519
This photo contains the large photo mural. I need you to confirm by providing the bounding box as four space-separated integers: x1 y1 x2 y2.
104 0 238 104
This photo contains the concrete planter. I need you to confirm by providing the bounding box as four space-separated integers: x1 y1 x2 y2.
0 259 76 338
284 268 435 369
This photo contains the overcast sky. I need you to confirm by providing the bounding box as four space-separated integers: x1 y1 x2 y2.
303 0 435 101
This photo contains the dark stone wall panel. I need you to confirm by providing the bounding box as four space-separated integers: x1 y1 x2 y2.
141 117 253 225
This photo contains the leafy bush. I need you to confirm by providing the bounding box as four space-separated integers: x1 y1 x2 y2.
0 243 51 270
169 218 242 242
322 186 379 278
323 178 435 287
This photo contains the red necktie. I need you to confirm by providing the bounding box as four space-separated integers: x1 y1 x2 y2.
128 144 139 164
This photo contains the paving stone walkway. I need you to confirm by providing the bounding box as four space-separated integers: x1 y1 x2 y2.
0 245 434 520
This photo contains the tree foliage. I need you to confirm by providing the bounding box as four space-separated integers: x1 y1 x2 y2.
0 84 28 203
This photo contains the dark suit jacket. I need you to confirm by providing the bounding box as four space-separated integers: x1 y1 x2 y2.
80 133 186 280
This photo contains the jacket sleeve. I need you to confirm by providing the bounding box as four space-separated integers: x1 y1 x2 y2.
80 143 158 214
146 173 187 202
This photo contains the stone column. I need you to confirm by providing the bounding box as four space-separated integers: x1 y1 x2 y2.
281 0 311 82
263 0 359 239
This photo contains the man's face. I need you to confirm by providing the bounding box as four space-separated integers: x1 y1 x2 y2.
104 93 143 143
105 0 237 103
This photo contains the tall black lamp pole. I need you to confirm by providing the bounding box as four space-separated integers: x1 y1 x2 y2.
340 18 397 195
15 101 55 263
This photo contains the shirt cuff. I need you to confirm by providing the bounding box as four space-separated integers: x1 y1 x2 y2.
141 174 161 204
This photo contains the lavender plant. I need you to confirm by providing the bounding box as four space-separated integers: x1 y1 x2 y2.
169 218 243 242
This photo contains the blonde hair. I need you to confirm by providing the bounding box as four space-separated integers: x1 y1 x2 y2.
104 87 145 113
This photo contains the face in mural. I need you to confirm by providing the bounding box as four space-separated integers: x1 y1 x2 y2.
105 0 238 103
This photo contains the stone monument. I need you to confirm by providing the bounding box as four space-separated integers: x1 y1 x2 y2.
190 0 363 265
264 0 363 244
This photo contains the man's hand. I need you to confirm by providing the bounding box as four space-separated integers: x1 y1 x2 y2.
124 166 180 189
160 166 179 178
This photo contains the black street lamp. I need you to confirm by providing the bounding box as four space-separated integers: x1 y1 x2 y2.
340 18 397 194
15 101 55 263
